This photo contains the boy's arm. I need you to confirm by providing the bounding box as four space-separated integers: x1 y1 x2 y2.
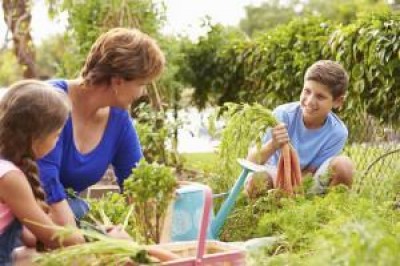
247 123 289 164
247 139 277 164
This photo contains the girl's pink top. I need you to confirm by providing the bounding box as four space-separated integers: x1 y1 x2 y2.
0 159 20 234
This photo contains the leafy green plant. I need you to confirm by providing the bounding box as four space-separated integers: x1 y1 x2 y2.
85 192 144 243
251 169 400 264
208 103 277 193
304 218 400 266
133 102 183 168
133 103 169 163
123 159 177 244
257 188 352 252
324 12 400 135
220 191 283 242
33 224 149 265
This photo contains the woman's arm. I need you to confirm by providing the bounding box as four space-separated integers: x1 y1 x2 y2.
0 171 84 248
37 134 77 227
48 200 77 227
21 226 36 247
112 114 143 187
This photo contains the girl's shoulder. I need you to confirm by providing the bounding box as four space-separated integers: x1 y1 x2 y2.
47 79 69 93
0 159 20 179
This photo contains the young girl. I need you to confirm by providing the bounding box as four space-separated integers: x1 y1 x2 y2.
0 80 178 266
0 80 84 264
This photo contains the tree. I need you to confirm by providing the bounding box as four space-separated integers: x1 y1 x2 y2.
178 24 249 108
240 0 296 37
2 0 36 78
0 49 23 86
47 0 166 108
240 0 392 37
35 34 68 79
304 0 390 24
47 0 165 78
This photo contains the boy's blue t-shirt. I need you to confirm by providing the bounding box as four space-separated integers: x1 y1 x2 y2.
264 102 348 170
38 80 143 204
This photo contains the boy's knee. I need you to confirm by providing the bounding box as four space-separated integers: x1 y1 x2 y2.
329 156 354 187
245 171 273 199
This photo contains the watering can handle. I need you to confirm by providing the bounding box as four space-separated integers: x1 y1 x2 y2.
195 185 213 265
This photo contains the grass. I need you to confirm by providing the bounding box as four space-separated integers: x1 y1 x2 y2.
181 152 218 173
181 143 400 265
95 139 400 264
41 142 400 265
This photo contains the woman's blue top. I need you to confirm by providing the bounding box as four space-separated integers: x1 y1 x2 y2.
38 80 143 204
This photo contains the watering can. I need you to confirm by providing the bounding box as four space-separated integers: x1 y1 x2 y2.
165 159 268 242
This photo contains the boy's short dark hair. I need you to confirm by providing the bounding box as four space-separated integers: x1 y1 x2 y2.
304 60 349 99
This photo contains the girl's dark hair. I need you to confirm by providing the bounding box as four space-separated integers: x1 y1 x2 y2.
0 80 70 211
81 27 165 87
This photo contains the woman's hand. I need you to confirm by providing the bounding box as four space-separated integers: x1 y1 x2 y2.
271 123 289 149
104 224 132 240
12 247 37 266
21 226 37 248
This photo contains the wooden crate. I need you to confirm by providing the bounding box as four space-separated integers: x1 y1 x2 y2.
85 185 120 199
157 240 245 266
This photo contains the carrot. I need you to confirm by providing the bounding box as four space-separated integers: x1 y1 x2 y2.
289 145 302 186
283 144 293 194
290 154 298 187
147 246 181 262
275 144 301 196
288 147 296 187
276 155 284 189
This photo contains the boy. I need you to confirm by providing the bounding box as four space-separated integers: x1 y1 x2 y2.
246 60 354 197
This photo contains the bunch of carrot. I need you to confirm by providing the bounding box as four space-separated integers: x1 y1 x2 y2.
275 143 302 195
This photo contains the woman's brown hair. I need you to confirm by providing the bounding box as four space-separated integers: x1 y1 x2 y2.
0 80 70 211
81 27 165 87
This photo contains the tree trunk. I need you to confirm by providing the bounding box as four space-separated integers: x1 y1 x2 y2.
2 0 36 78
147 82 163 112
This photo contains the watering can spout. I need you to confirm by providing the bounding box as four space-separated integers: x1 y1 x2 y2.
211 159 269 239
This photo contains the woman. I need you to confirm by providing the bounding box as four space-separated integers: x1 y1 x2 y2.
38 27 165 227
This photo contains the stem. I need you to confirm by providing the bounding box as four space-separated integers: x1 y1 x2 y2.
155 204 160 243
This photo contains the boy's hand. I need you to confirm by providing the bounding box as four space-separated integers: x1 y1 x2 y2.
271 123 289 149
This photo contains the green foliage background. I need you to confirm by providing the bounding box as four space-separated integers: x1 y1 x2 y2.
181 12 400 138
240 0 391 37
47 0 165 78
